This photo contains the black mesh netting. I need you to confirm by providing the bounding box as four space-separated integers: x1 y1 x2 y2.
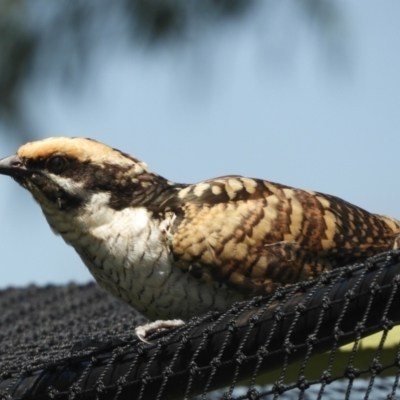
2 250 400 399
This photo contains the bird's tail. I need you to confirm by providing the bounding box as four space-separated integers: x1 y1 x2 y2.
375 214 400 249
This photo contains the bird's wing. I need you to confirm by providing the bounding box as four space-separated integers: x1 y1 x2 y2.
161 176 400 295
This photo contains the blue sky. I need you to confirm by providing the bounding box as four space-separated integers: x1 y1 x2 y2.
0 0 400 288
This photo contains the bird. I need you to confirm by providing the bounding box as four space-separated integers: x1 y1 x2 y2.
1 137 400 341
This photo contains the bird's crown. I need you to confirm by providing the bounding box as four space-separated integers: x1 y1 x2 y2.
17 136 147 170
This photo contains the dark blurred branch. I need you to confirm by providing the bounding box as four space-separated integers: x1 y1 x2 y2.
0 1 37 126
0 0 344 141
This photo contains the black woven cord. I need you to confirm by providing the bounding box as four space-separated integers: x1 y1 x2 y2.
1 250 400 399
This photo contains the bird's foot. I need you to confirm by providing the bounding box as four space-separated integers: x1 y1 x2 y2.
135 319 185 344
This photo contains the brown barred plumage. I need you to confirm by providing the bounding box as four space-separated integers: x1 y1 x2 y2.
167 178 400 296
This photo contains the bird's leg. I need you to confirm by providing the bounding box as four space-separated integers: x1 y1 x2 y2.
135 319 185 344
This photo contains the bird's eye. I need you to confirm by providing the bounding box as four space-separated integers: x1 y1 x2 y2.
47 156 68 174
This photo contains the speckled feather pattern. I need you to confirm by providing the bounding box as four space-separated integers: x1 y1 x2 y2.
168 178 400 296
2 137 400 320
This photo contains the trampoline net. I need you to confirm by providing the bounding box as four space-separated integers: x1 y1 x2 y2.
1 250 400 399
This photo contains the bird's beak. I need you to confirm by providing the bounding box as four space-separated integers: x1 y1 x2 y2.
0 154 27 177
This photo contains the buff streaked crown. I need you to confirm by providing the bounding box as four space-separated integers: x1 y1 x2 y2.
17 137 150 172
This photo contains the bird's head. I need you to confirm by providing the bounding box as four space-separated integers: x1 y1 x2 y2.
0 137 172 215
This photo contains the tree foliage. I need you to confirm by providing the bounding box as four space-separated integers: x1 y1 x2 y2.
0 0 343 139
